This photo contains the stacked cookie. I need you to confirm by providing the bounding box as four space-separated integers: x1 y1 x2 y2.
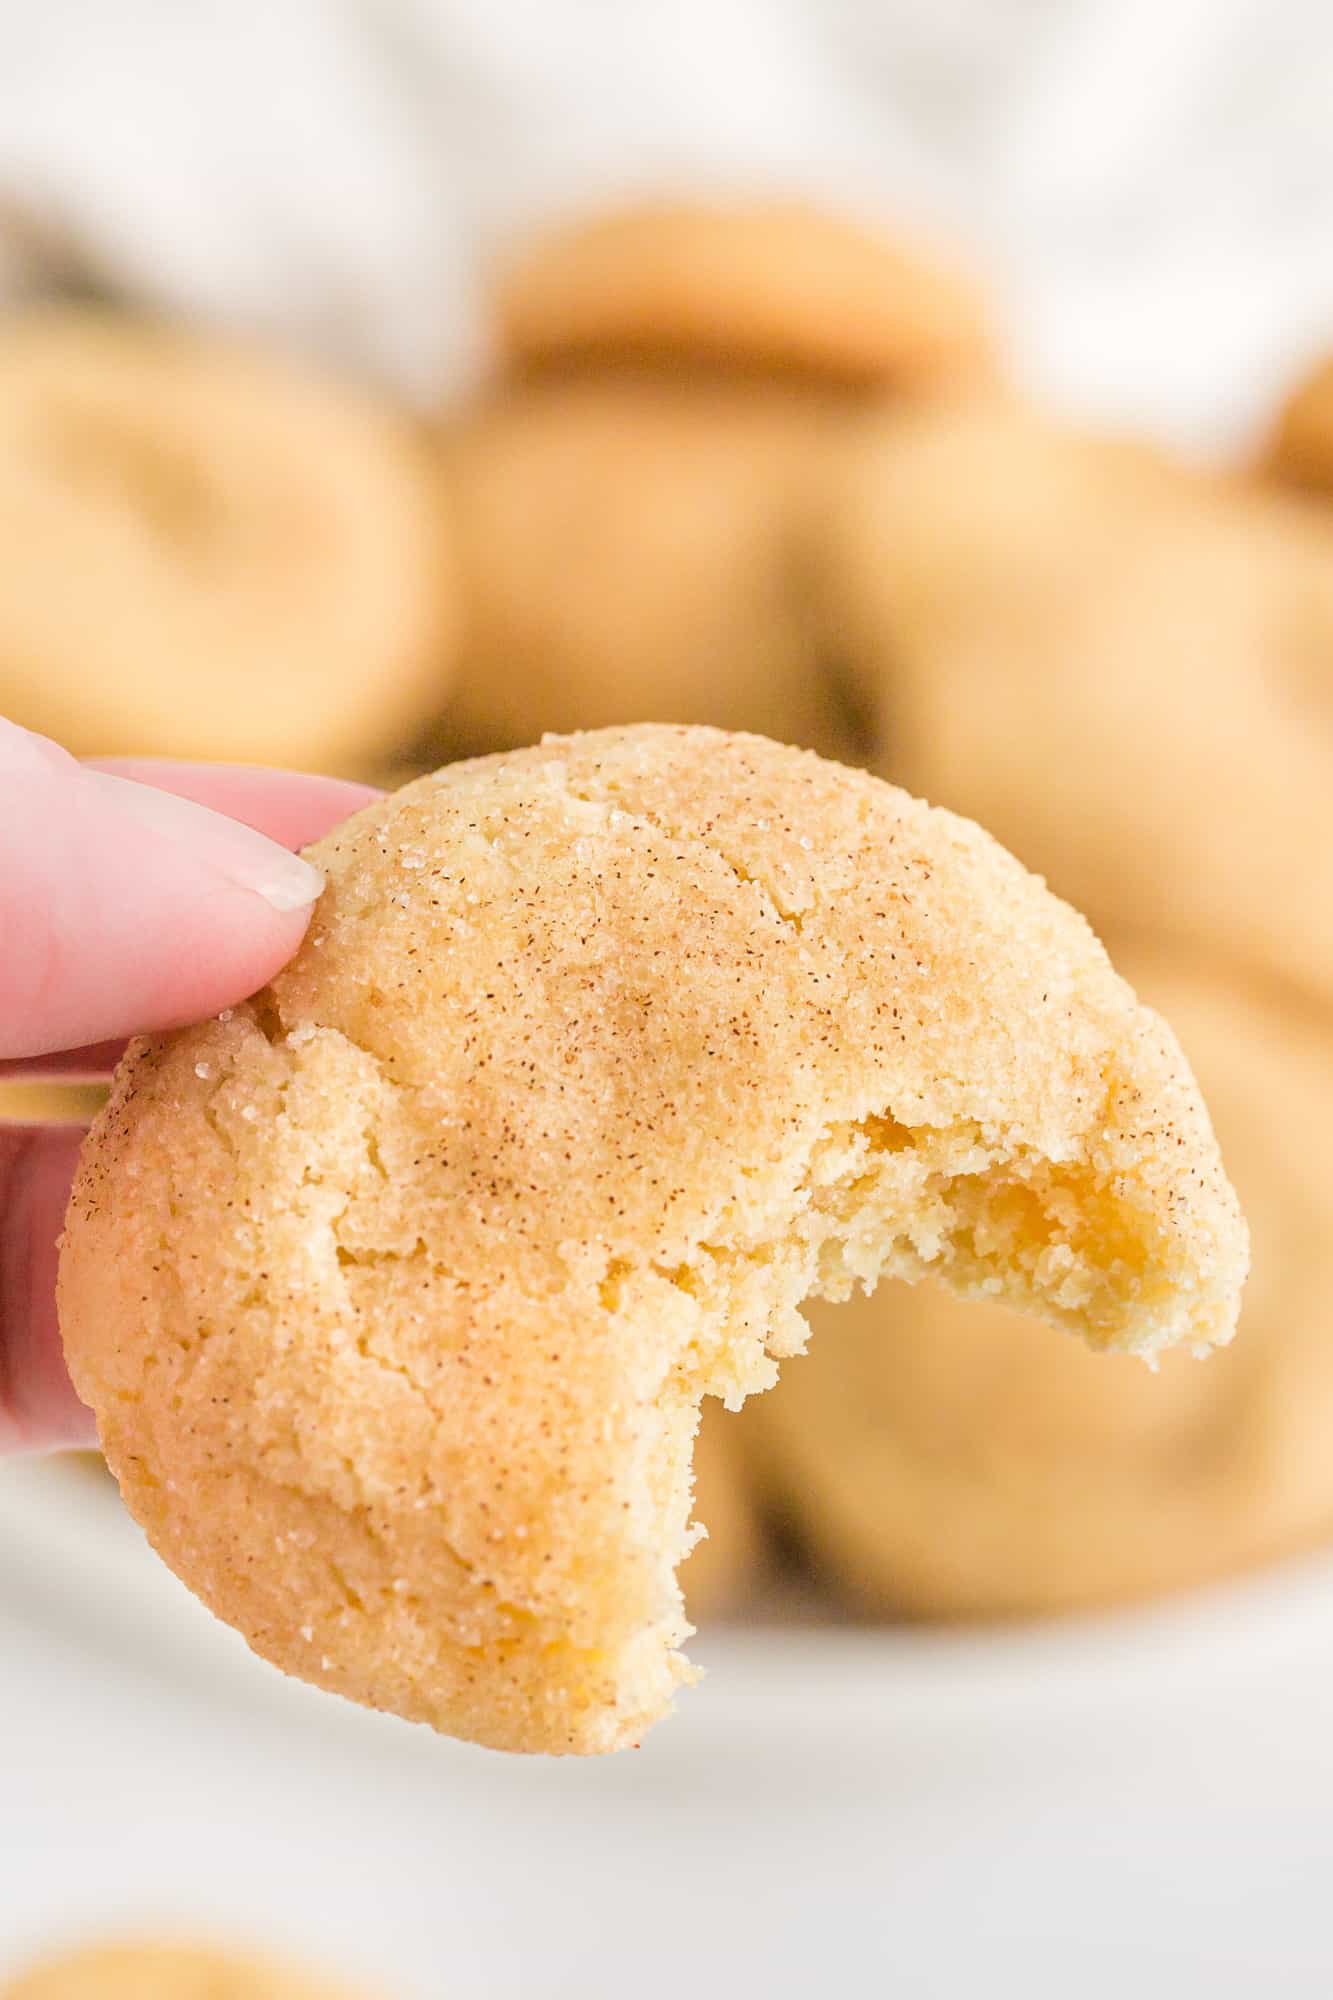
744 359 1333 1619
432 198 992 760
461 200 1333 1627
6 196 1330 1638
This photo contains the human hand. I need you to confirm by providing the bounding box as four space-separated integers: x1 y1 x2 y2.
0 718 378 1452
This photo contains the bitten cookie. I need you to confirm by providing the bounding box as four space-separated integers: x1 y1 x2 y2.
1 1938 372 2000
819 397 1333 1000
1263 351 1333 497
745 947 1330 1618
435 375 857 758
0 309 451 769
492 199 991 388
59 727 1246 1754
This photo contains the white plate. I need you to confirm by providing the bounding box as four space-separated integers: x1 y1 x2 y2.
5 1453 1333 1998
6 1451 1333 1735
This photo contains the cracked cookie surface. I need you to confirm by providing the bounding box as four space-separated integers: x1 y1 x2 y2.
822 397 1333 999
58 726 1246 1753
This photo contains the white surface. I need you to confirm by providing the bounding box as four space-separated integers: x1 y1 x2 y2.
6 1457 1333 1995
0 2 1330 449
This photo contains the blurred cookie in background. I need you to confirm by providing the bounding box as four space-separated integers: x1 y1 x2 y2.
818 395 1333 1001
684 1401 765 1621
434 374 862 757
1262 349 1333 497
0 1937 380 2000
0 1082 106 1124
493 199 993 391
742 949 1333 1618
0 309 454 772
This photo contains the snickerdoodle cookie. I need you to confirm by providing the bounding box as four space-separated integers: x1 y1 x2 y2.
820 397 1333 999
1 1938 371 2000
746 947 1327 1618
493 199 991 388
59 727 1245 1753
0 309 450 769
436 375 856 758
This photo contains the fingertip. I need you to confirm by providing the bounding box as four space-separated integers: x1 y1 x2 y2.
0 765 325 1057
82 770 328 914
86 759 384 849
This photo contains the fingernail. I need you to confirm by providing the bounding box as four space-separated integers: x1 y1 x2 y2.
82 770 325 912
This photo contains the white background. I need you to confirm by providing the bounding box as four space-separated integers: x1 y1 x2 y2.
0 0 1330 449
8 1456 1333 1998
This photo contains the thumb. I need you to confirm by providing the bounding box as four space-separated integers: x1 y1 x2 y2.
0 722 326 1059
